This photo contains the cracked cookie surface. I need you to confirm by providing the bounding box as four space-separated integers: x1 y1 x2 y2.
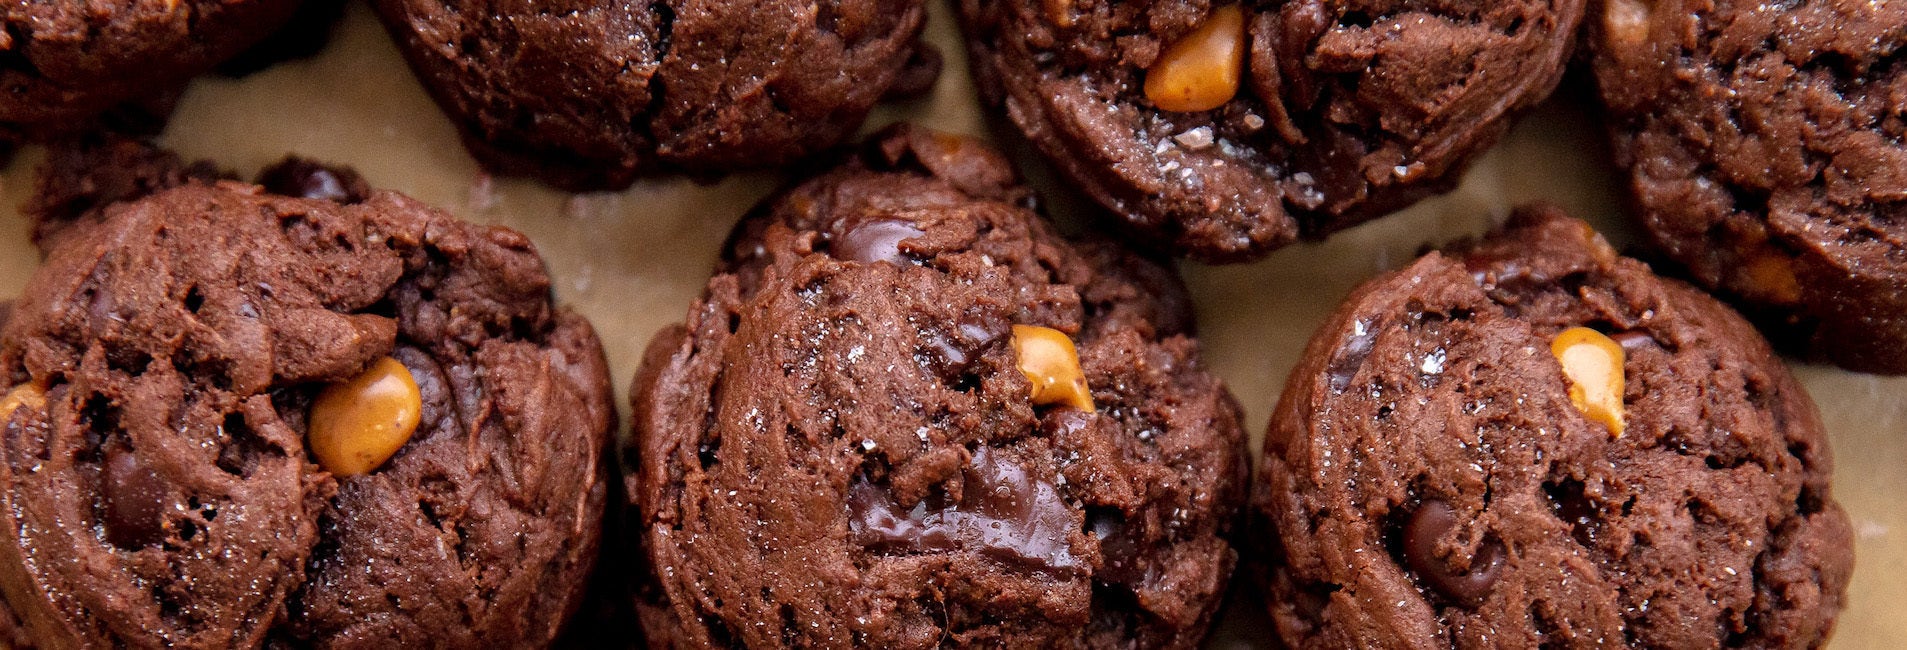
960 0 1583 261
1255 207 1851 647
0 0 303 142
0 155 613 648
1591 0 1907 374
628 125 1246 648
372 0 938 191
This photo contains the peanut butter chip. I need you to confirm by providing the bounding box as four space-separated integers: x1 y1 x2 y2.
1144 5 1247 113
0 383 45 425
1550 327 1625 437
1602 0 1651 46
1011 325 1096 413
309 357 423 477
1742 252 1803 306
1044 0 1078 27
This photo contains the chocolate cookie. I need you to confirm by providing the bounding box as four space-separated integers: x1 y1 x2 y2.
0 0 304 142
216 0 352 78
1255 207 1852 647
371 0 940 191
0 158 615 647
960 1 1585 262
1590 0 1907 374
24 135 231 249
628 125 1246 648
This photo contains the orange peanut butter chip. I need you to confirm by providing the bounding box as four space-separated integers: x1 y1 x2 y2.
1012 325 1096 413
1602 0 1651 46
1144 5 1247 113
0 383 46 424
1550 327 1625 437
309 357 423 477
1742 252 1803 306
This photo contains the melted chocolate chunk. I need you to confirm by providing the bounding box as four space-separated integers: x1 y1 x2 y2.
921 318 1006 377
849 447 1079 573
101 446 171 549
1326 319 1378 393
833 219 926 265
255 158 369 203
1401 499 1504 607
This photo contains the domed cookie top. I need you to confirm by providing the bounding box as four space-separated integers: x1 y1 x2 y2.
1591 0 1907 374
1255 207 1851 647
628 125 1246 648
0 0 304 141
372 0 940 191
0 157 614 647
960 0 1584 262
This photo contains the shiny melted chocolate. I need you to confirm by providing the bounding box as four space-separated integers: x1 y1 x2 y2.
833 219 926 265
848 447 1079 574
1401 499 1505 607
101 445 172 549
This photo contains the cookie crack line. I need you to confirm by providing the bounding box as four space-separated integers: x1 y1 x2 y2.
0 146 613 648
632 0 677 153
628 125 1245 648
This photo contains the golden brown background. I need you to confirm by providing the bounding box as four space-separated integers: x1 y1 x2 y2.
0 3 1896 647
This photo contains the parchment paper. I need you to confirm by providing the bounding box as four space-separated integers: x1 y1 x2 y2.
0 3 1896 646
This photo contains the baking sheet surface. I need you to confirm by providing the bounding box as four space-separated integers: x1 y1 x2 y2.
0 3 1897 647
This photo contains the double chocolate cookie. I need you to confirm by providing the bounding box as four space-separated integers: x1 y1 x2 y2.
961 1 1584 261
628 125 1246 648
1591 0 1907 374
373 0 940 191
0 153 614 647
1256 207 1852 647
0 0 304 142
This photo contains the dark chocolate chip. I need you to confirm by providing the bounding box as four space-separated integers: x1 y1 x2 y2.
848 480 954 552
922 317 1006 378
101 445 171 549
1326 318 1378 393
922 333 970 371
848 447 1079 573
834 219 926 265
1402 499 1505 606
256 157 370 203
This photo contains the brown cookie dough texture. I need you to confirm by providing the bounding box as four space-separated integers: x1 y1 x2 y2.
0 155 615 647
371 0 940 191
0 0 303 141
629 125 1247 648
960 1 1583 262
25 135 232 249
1256 207 1852 647
1591 0 1907 374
